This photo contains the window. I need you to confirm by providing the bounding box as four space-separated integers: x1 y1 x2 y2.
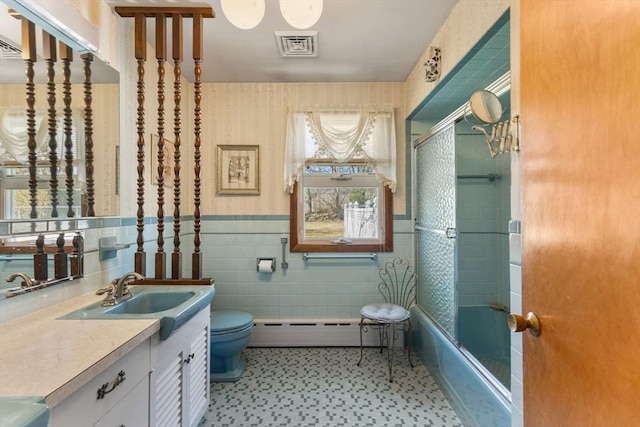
285 108 396 252
0 109 85 219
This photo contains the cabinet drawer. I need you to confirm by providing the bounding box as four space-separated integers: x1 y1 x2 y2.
50 341 150 427
94 375 149 427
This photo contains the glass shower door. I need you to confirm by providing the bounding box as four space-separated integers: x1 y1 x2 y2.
414 124 457 338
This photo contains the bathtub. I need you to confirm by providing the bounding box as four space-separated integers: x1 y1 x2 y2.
457 305 511 388
411 306 510 427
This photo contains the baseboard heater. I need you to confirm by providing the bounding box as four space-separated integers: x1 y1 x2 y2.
249 319 404 348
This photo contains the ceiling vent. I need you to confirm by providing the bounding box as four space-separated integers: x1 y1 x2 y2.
0 37 22 60
274 31 318 58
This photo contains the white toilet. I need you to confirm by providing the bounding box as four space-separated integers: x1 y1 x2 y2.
209 311 254 382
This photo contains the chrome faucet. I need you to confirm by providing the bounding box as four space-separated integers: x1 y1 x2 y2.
96 272 144 306
5 272 37 288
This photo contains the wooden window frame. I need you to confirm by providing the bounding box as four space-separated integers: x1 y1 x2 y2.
289 181 393 253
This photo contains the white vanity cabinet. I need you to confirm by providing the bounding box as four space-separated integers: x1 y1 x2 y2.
36 304 210 427
149 308 210 427
48 340 151 427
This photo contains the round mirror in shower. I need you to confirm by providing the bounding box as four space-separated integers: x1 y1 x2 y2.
469 90 503 124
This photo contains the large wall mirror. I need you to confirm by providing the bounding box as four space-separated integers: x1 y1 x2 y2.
0 1 119 296
0 2 120 220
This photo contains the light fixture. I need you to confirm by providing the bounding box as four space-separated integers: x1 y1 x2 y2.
279 0 323 30
2 0 99 53
222 0 323 30
220 0 265 30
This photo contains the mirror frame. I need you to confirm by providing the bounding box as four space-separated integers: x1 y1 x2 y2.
469 89 504 124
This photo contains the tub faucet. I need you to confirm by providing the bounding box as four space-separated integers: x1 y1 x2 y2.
96 272 144 306
5 272 37 288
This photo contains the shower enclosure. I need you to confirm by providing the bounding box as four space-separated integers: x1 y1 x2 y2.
414 94 512 392
454 116 511 389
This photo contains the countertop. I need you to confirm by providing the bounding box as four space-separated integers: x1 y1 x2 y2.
0 291 159 408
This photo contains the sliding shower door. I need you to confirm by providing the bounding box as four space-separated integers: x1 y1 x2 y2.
414 124 457 338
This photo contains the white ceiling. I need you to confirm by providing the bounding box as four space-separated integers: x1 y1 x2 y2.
1 0 458 84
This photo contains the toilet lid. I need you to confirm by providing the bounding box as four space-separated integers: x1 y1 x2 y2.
211 311 254 334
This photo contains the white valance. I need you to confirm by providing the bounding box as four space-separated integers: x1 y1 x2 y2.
284 107 397 193
0 107 85 166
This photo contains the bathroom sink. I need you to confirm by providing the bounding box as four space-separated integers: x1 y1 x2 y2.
60 284 215 340
0 397 49 427
105 291 195 314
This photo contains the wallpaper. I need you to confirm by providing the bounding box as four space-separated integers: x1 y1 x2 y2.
194 82 407 216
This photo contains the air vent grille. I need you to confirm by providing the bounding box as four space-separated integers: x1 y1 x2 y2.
0 38 22 60
274 31 318 58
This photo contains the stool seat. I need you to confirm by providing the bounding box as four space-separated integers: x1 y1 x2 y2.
211 311 254 335
361 303 410 322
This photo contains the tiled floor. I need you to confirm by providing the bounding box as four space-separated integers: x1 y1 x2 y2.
201 347 462 427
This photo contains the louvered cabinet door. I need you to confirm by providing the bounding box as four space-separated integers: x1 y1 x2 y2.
152 349 185 426
185 326 210 427
149 308 211 427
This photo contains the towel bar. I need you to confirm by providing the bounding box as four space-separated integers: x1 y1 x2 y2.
302 253 377 261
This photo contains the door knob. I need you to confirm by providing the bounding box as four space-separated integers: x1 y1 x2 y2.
507 312 541 336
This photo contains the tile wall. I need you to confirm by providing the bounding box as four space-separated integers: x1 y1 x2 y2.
200 218 414 320
456 131 511 308
0 217 413 324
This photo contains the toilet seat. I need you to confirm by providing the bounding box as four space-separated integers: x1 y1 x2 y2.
211 311 253 335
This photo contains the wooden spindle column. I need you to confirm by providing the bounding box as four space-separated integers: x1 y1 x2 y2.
133 13 147 276
33 234 47 281
43 31 59 218
59 42 74 217
82 53 95 217
71 233 83 277
154 14 167 279
172 13 183 279
192 13 203 279
21 17 37 219
54 233 68 279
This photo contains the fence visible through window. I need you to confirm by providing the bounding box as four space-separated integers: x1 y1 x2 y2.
344 198 378 238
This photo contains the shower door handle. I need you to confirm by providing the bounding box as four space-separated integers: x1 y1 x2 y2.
508 312 541 337
445 228 457 239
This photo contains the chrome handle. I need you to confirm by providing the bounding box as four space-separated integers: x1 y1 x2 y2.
97 370 126 400
95 285 114 295
508 312 541 337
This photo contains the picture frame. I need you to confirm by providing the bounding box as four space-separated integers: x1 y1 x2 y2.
151 134 174 188
216 145 260 195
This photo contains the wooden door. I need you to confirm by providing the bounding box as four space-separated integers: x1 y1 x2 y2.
520 1 640 426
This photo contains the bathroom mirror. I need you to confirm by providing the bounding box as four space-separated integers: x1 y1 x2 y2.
469 89 503 124
0 230 84 297
0 2 120 221
0 1 117 295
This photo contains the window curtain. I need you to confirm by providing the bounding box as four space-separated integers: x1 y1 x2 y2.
284 107 396 193
0 108 85 167
0 108 48 164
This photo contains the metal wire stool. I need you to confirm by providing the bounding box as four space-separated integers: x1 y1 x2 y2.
357 258 417 382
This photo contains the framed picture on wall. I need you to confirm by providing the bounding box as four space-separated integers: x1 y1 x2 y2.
216 145 260 195
151 134 174 188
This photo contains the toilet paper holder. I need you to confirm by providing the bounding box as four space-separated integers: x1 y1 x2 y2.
256 257 276 273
